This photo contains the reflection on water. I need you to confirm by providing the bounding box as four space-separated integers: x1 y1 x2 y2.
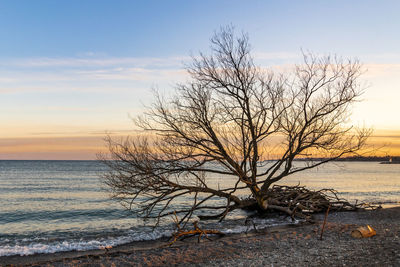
0 160 399 256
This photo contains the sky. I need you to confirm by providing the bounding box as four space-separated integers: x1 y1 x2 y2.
0 0 400 159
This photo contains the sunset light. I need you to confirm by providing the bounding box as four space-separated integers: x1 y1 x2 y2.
0 1 399 159
1 1 399 265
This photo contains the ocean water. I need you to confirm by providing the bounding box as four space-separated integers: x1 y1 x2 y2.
0 160 399 257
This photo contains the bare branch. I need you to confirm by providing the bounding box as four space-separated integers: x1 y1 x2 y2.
100 27 370 226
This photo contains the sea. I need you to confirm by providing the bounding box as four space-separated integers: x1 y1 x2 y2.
0 160 399 257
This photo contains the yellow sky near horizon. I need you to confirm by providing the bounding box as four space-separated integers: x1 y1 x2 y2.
1 128 399 160
1 1 400 160
1 61 399 160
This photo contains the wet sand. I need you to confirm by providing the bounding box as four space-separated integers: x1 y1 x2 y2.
2 207 400 266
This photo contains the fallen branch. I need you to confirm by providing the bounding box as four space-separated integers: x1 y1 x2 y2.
167 212 225 246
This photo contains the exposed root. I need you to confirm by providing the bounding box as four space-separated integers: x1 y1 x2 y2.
168 185 380 244
245 185 380 221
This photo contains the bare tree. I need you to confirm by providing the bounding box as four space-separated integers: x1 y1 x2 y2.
100 27 370 225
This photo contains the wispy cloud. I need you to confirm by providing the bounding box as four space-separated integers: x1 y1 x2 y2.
2 56 190 68
0 55 193 95
0 51 308 69
28 129 139 136
1 56 399 96
253 51 300 60
360 53 400 63
363 63 400 79
76 67 187 81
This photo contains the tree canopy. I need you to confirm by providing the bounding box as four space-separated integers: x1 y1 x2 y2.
101 27 370 226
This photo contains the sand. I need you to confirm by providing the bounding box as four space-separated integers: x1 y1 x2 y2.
1 207 400 266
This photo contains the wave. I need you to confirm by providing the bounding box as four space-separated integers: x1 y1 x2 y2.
0 208 134 224
0 217 296 257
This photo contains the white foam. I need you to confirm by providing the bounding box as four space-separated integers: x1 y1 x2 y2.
0 229 174 257
221 218 298 234
0 219 297 257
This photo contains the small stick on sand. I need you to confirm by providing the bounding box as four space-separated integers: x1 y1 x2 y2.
320 204 331 240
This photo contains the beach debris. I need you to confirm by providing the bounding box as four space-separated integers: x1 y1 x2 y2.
246 184 381 221
244 217 259 233
319 204 331 240
351 225 376 238
167 212 225 246
99 245 113 251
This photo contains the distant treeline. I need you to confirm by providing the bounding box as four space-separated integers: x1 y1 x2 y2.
336 156 400 162
297 156 400 162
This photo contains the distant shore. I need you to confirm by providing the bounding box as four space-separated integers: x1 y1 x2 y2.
2 206 400 266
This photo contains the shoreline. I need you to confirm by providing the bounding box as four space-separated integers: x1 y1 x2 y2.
2 206 400 266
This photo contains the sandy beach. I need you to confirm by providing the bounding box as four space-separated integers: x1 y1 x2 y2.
1 207 399 267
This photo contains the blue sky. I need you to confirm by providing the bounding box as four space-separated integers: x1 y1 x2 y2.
1 1 399 58
1 0 400 159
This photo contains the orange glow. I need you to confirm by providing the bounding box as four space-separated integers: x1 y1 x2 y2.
364 129 400 156
0 128 399 160
0 136 107 160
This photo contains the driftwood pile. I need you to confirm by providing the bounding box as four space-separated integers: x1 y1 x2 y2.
269 185 376 210
257 184 380 220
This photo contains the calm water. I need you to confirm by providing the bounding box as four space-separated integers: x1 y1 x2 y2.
0 160 399 256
